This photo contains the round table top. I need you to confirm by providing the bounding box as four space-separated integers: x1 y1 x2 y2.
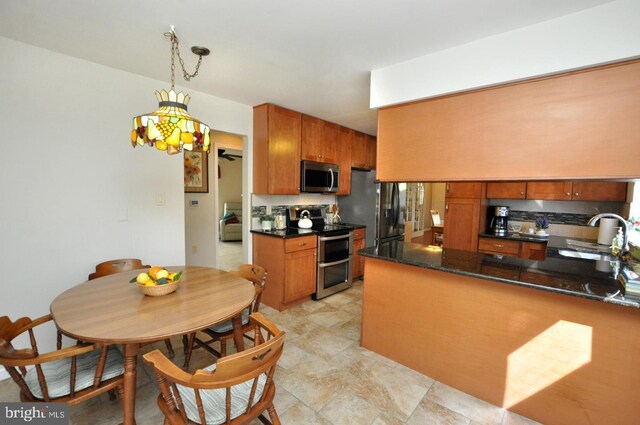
50 266 255 344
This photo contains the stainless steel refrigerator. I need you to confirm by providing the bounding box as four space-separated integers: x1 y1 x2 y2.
338 171 406 246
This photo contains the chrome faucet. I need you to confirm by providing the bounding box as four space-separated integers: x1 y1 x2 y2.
587 213 629 257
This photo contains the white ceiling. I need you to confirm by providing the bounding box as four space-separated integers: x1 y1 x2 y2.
0 0 614 135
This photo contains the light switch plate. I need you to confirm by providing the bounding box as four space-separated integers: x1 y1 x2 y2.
155 192 166 206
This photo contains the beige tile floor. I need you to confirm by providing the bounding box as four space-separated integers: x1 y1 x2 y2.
0 280 542 425
218 240 244 272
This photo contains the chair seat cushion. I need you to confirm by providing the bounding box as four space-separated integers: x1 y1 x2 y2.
25 346 124 399
208 308 250 334
176 363 267 425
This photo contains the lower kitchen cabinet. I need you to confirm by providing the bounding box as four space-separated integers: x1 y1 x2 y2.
253 234 317 311
478 236 547 260
352 228 366 280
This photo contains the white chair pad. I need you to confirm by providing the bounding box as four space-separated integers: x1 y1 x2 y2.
25 346 124 399
176 363 267 425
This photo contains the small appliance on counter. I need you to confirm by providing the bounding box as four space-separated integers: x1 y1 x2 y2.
489 206 510 236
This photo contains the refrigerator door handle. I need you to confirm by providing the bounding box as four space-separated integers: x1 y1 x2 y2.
392 183 400 228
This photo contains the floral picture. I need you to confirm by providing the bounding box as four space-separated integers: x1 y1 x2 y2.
184 151 208 193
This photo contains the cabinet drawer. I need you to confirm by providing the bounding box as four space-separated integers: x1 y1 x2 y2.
520 241 547 260
478 238 520 256
285 236 317 253
353 228 365 240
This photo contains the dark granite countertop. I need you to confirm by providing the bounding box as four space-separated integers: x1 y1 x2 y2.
337 222 366 229
479 232 550 243
251 223 365 239
359 239 640 309
250 228 316 238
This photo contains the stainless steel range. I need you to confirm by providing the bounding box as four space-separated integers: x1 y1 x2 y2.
287 207 353 299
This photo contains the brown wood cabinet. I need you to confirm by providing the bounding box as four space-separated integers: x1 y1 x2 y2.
445 182 484 198
486 182 526 199
352 228 366 280
376 59 640 181
443 198 482 252
337 126 352 195
253 104 302 194
526 181 627 201
252 234 317 311
301 115 340 164
352 131 376 170
478 237 547 260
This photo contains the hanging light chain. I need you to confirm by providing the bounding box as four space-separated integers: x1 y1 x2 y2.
165 30 205 89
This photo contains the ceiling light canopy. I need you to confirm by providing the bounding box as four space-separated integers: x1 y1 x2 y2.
131 27 211 155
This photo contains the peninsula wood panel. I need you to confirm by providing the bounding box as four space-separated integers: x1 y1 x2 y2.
361 258 640 425
376 59 640 181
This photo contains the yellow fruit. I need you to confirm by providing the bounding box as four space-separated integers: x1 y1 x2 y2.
156 269 169 280
145 281 157 286
136 273 150 284
168 272 178 281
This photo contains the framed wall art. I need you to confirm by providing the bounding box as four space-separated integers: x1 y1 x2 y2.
184 151 209 193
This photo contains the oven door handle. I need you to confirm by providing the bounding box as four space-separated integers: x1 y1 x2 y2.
319 233 351 242
318 257 351 268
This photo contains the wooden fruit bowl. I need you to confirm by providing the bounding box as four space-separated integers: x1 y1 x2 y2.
137 280 180 297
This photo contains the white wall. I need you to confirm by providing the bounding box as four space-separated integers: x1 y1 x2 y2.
371 0 640 108
218 155 243 218
0 36 252 380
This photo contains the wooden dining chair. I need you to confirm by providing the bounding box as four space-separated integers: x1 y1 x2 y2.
0 314 125 406
182 264 267 369
89 258 175 358
144 312 284 425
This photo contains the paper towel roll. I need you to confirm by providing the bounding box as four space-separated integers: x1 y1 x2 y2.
597 218 619 245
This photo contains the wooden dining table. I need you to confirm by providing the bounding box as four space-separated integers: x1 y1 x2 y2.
50 266 255 425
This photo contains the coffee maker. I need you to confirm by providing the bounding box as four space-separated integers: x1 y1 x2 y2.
490 206 509 236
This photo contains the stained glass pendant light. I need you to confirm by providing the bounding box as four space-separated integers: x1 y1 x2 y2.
131 27 211 155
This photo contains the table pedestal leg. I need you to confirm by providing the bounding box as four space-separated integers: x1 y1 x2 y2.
231 315 245 352
122 343 140 425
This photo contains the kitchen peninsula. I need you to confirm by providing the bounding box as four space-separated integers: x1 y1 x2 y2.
359 240 640 425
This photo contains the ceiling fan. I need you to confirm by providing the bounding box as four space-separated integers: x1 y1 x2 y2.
217 149 242 161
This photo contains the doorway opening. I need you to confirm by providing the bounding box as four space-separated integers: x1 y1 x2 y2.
214 131 244 271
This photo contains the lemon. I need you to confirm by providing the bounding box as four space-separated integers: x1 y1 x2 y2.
156 269 169 280
136 273 150 284
145 280 157 286
168 272 178 281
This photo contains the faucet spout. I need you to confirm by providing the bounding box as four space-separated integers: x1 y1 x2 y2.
588 213 629 256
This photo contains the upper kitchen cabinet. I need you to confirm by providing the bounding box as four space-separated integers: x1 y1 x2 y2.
301 115 340 164
253 104 301 194
571 182 627 202
445 182 484 198
526 181 627 201
376 59 640 181
352 131 376 170
486 182 527 199
337 126 352 195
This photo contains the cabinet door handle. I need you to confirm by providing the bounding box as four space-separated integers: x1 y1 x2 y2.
520 191 524 195
565 192 571 196
446 183 450 192
445 203 449 211
574 192 580 196
494 244 504 248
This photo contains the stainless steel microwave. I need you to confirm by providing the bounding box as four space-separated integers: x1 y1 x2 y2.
300 161 340 193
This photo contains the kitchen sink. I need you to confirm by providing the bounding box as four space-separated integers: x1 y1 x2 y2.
558 249 615 261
